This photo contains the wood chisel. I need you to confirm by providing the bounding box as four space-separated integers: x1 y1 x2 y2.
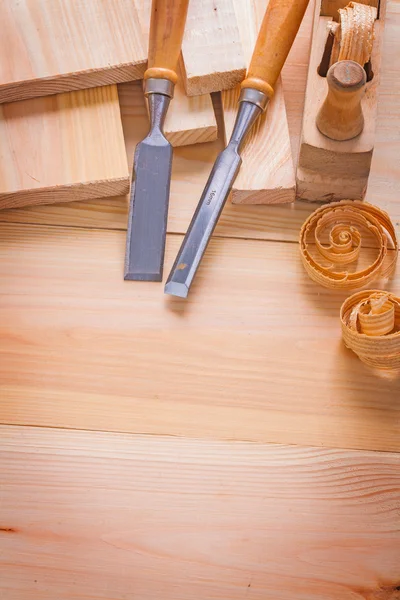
165 0 310 297
125 0 189 282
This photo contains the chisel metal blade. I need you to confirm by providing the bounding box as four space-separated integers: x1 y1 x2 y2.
164 146 242 298
125 93 172 282
165 98 263 298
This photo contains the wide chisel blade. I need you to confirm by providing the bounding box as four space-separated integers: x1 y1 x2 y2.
124 0 189 282
125 94 172 282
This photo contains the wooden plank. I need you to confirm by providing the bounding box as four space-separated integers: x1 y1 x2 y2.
1 425 400 599
0 0 147 103
0 86 129 209
1 223 400 451
181 0 247 96
0 0 398 241
222 0 296 204
162 70 218 146
134 0 218 147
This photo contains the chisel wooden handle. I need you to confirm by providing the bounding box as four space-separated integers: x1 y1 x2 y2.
144 0 190 85
241 0 309 98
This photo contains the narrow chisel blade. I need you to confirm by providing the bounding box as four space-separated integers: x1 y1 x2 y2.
164 146 242 298
165 100 262 298
124 132 173 282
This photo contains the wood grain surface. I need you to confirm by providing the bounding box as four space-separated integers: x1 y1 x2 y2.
0 0 147 102
1 2 400 597
0 86 129 209
181 0 247 95
222 0 296 204
1 426 399 600
1 223 399 451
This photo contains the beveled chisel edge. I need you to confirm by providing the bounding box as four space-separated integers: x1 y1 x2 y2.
164 281 189 298
124 270 163 282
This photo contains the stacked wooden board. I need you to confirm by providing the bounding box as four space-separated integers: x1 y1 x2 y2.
0 0 295 209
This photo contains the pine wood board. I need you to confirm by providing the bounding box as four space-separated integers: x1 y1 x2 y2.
1 425 399 600
134 0 218 147
180 0 247 96
221 0 296 205
1 223 400 452
0 86 130 209
0 0 147 103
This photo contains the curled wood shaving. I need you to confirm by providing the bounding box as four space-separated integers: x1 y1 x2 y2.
329 2 377 67
299 201 398 291
341 290 400 370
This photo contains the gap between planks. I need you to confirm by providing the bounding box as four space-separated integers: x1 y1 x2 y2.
0 218 395 254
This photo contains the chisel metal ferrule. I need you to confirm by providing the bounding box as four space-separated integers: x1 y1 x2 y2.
144 77 175 99
238 87 269 111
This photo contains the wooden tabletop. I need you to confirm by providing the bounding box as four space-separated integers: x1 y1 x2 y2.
1 1 399 598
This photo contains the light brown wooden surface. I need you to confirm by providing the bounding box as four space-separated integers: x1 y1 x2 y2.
0 0 147 102
135 0 218 147
1 426 400 600
181 0 247 95
0 86 129 209
297 0 385 201
1 222 400 452
1 2 400 597
222 0 296 204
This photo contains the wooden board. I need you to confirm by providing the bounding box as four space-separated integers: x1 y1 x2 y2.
297 0 385 202
181 0 247 96
1 222 400 452
0 86 129 209
222 0 296 204
134 0 218 147
0 0 147 103
1 425 400 600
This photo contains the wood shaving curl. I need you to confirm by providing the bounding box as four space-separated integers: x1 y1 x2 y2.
299 200 398 291
329 2 377 67
341 290 400 370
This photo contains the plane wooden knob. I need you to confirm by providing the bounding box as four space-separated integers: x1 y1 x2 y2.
316 60 367 141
